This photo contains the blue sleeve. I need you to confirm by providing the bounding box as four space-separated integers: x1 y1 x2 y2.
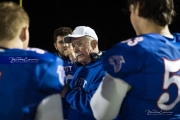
103 44 137 86
39 57 66 95
65 69 105 116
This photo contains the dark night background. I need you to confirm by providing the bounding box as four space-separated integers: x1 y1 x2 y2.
1 0 180 53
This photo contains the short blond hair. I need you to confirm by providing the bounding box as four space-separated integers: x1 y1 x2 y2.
0 2 29 41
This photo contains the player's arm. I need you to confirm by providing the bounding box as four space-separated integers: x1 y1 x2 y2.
39 56 66 95
26 48 66 94
90 73 131 120
89 42 137 119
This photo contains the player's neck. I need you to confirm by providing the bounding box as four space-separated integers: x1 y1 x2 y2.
137 19 173 38
0 39 23 49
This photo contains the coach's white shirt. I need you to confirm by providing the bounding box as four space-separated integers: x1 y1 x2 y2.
90 73 131 120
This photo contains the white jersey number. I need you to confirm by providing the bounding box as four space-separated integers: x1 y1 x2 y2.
157 59 180 110
121 37 143 46
66 74 73 84
57 65 65 86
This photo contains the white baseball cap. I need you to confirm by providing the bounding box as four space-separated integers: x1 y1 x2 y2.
63 26 98 43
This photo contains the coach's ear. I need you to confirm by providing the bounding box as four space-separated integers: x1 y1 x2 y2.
90 40 98 50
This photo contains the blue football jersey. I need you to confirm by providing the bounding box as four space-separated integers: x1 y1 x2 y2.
54 53 77 119
0 47 65 120
103 33 180 120
54 53 77 84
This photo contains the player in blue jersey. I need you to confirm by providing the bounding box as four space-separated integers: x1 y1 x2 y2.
0 2 65 120
90 0 180 120
61 26 119 120
53 27 77 119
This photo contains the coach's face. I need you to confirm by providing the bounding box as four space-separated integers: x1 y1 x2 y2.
72 36 93 65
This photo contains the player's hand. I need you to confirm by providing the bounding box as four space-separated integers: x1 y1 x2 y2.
60 84 70 98
64 43 75 62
